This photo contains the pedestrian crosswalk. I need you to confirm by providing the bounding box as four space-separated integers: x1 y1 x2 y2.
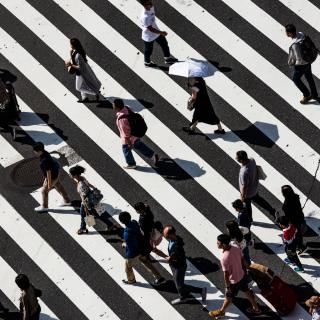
0 0 319 319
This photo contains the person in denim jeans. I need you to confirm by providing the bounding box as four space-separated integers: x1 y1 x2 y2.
113 98 159 169
285 24 320 104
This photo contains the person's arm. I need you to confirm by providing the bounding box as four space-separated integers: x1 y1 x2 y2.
147 25 167 36
292 43 304 65
118 117 133 147
66 52 81 69
223 271 231 288
240 172 249 200
22 294 30 320
241 256 248 271
46 170 52 190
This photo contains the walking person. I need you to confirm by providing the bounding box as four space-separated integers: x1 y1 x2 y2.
236 150 276 222
65 38 102 103
285 24 320 104
281 185 307 254
306 296 320 320
225 220 251 265
278 216 304 272
134 202 167 258
183 77 225 135
140 0 177 67
69 165 114 235
15 274 41 320
113 98 159 169
209 234 261 318
163 225 207 305
33 142 70 212
119 211 165 285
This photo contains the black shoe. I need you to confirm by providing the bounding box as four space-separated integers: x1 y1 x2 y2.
77 228 88 235
77 97 89 103
165 57 178 65
122 279 136 285
153 277 165 285
182 126 195 135
214 129 225 134
144 61 157 68
312 95 320 102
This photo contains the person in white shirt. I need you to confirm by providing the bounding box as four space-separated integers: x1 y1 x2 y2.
285 24 319 104
140 0 177 67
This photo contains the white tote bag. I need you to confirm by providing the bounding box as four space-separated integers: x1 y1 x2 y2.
85 215 96 227
256 165 267 180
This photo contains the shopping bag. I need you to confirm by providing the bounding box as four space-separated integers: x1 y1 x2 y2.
85 215 96 227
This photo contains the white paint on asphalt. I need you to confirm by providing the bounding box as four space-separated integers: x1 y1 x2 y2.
0 135 23 167
0 255 59 320
0 193 119 320
0 26 316 316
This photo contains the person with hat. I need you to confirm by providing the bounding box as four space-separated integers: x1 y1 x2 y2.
306 296 320 320
163 225 207 305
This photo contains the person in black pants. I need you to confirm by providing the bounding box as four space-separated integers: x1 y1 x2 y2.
140 0 177 67
281 185 307 254
163 225 207 305
285 24 320 104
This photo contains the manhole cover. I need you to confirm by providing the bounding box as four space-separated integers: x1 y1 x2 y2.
11 157 44 188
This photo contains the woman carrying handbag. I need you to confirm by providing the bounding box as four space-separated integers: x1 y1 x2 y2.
65 38 103 103
69 165 114 234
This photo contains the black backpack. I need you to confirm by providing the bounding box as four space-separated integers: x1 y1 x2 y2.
299 36 319 63
119 107 148 138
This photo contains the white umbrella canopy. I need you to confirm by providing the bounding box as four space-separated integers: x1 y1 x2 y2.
168 58 215 78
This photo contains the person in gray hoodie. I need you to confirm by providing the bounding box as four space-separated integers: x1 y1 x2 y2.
286 24 319 104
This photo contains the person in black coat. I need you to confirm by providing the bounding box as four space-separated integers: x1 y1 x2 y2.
163 225 207 305
183 77 225 135
281 185 307 254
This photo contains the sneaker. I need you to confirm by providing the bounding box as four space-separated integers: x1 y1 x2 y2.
284 257 293 265
123 165 137 169
311 95 320 102
77 97 89 103
77 228 88 235
152 153 159 166
208 309 225 318
214 129 225 134
300 95 312 104
144 61 157 68
59 201 72 207
153 277 165 285
34 206 49 212
122 279 136 285
182 126 195 135
246 307 262 315
171 297 188 305
201 287 207 302
294 267 304 272
164 57 178 65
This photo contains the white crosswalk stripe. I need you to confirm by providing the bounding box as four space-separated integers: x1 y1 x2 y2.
0 0 319 319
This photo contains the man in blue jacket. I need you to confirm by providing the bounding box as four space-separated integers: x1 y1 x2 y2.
119 211 165 285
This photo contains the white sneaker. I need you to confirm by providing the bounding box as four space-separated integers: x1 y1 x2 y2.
58 201 71 207
34 206 49 212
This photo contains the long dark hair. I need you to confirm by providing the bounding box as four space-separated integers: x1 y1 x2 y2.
70 38 87 63
225 220 243 243
281 185 296 199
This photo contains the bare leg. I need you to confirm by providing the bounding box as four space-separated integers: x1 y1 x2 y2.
217 122 223 131
220 297 232 313
190 120 198 131
244 290 260 311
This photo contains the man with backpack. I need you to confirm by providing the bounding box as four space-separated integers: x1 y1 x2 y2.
33 142 70 212
286 24 320 104
119 211 165 285
113 98 159 169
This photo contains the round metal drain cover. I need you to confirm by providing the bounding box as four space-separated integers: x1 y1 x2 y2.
11 157 44 188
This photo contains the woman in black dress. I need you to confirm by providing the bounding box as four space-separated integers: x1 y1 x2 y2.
183 77 225 134
281 185 307 254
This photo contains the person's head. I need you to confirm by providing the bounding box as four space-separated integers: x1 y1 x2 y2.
33 141 45 156
277 215 290 229
306 296 320 309
225 220 243 242
134 202 148 214
119 211 131 226
217 234 231 250
69 165 85 180
70 38 87 62
163 225 176 240
285 24 296 38
232 199 244 212
15 274 30 291
112 98 125 112
140 0 153 10
281 185 295 198
235 150 248 164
